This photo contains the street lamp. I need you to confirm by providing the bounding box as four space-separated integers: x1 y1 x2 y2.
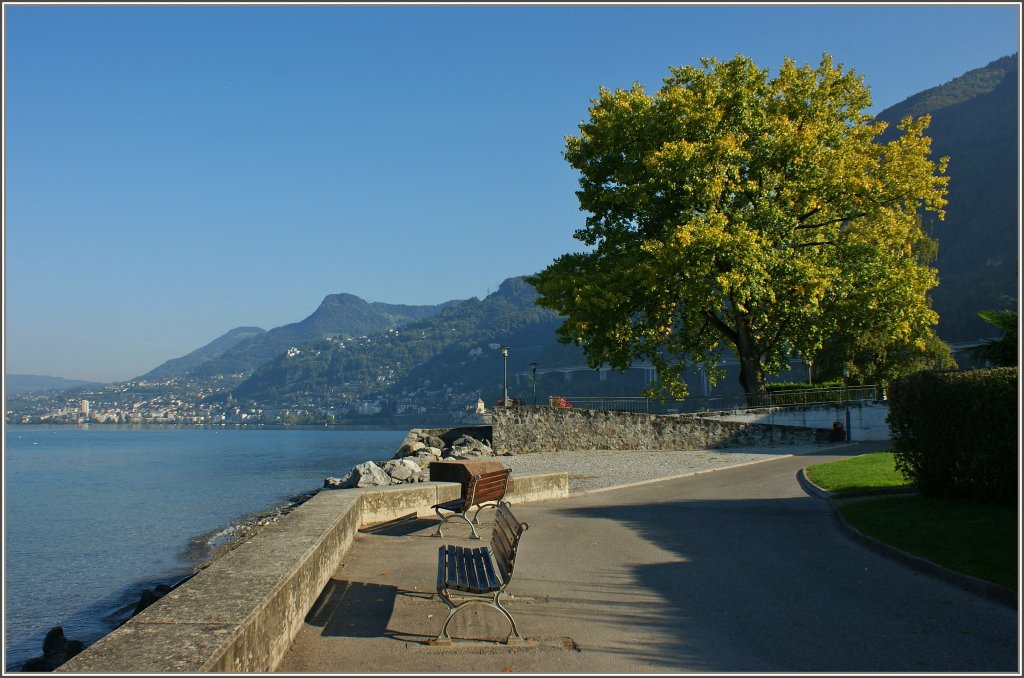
501 346 510 407
842 364 851 442
530 362 538 406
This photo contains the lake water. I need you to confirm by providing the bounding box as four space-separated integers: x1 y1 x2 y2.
2 425 408 672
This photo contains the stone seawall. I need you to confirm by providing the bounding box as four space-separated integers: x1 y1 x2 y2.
58 474 569 673
491 406 829 454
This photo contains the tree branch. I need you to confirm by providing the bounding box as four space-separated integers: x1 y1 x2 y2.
795 212 866 230
703 311 738 345
796 206 821 222
797 190 915 230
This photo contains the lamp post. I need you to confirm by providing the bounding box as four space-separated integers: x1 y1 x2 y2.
501 346 510 407
530 362 538 406
842 364 851 442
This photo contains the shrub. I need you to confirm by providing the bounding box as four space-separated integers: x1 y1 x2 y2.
760 380 847 406
888 367 1018 504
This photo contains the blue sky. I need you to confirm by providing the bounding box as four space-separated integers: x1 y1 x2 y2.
3 3 1021 383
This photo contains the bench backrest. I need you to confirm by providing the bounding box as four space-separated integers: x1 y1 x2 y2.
465 468 511 505
489 502 528 582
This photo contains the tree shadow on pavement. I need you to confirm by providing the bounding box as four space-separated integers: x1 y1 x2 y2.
551 496 1018 673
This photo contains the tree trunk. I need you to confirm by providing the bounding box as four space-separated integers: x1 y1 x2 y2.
735 315 766 404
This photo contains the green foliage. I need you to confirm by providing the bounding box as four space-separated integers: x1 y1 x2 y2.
528 53 949 404
811 326 958 389
967 309 1018 367
888 367 1018 504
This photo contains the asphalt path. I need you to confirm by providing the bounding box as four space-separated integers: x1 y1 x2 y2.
278 444 1019 673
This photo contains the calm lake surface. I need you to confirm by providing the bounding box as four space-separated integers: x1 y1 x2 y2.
3 425 407 671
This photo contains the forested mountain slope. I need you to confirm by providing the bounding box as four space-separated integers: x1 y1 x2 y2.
230 277 560 401
875 53 1018 342
188 294 451 379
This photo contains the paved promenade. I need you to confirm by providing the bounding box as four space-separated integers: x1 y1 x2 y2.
277 443 1019 673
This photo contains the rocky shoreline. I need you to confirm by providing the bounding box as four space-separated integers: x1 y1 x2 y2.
188 490 322 572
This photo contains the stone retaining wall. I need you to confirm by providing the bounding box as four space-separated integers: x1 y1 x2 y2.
491 406 829 454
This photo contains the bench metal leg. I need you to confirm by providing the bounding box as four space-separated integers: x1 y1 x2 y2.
433 509 481 539
470 500 510 525
431 588 527 646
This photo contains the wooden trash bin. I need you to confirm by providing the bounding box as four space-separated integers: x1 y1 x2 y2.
430 459 511 539
429 459 507 487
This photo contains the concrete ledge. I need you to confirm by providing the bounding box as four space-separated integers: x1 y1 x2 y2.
507 472 569 504
358 481 461 525
58 471 568 673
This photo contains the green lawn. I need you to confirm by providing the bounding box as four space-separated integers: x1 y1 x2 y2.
805 451 913 494
807 452 1018 591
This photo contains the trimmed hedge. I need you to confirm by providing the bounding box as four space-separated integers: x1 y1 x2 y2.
888 367 1018 505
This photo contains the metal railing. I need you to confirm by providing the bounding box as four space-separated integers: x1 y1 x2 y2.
743 385 881 409
549 396 652 413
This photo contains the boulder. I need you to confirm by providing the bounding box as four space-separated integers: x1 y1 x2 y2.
132 583 173 616
381 458 422 483
452 434 483 448
394 441 426 458
325 461 392 489
425 435 446 449
414 452 438 468
21 626 84 671
447 434 495 457
398 430 421 449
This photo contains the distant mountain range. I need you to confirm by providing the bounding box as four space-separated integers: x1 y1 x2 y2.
230 276 564 403
5 374 103 395
164 295 457 381
9 54 1017 402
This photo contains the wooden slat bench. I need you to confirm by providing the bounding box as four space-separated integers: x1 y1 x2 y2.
431 502 530 646
432 467 511 539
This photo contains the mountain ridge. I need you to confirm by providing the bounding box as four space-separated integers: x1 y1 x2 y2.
875 52 1018 342
139 326 267 381
159 294 455 381
229 276 560 404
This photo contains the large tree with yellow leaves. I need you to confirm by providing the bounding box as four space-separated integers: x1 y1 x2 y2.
527 54 950 401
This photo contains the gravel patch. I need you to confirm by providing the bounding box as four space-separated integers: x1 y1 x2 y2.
500 444 835 494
